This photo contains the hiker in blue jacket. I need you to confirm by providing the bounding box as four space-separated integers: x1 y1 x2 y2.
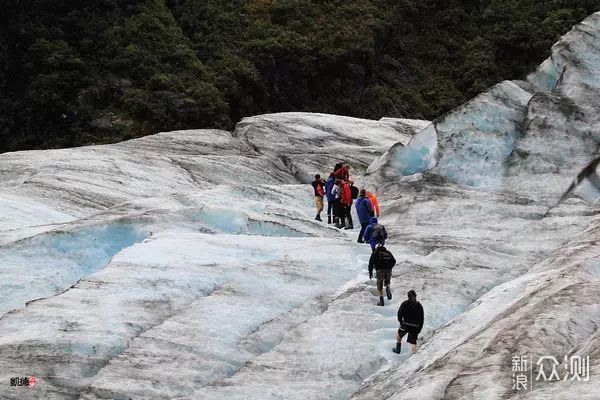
325 172 336 224
364 216 387 252
355 189 374 243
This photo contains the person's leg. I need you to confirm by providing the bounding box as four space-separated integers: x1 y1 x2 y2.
385 269 392 300
327 201 333 224
407 330 418 353
357 223 367 242
376 270 384 306
333 201 341 227
394 328 407 353
345 205 353 229
338 206 345 228
315 197 323 221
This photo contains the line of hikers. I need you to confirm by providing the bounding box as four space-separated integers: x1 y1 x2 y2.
311 164 386 249
369 247 424 354
311 162 425 354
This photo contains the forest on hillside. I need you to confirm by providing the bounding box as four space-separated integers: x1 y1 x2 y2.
2 0 599 152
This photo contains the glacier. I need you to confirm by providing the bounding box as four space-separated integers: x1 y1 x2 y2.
0 13 600 400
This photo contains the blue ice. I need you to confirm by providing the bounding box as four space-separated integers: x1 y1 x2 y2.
184 208 308 237
0 222 147 316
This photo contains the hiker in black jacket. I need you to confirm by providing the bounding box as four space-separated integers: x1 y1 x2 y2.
311 174 326 221
393 290 424 354
368 246 396 306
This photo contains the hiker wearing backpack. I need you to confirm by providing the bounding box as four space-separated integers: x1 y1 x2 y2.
311 174 326 221
340 180 353 229
368 245 396 306
334 163 350 182
355 189 374 243
332 179 345 228
393 290 424 354
344 180 359 229
364 217 387 252
325 173 336 224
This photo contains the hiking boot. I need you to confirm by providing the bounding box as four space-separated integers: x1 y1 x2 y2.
386 286 392 300
315 215 322 222
377 296 384 306
357 239 364 243
392 342 401 354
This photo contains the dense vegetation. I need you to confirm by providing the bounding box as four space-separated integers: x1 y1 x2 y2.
2 0 599 152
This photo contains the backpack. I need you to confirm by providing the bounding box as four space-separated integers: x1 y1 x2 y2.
350 185 359 199
316 182 325 196
372 224 386 242
378 250 395 269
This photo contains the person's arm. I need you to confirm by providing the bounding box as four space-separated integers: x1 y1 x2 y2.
417 303 424 333
374 198 380 217
364 225 372 241
368 252 375 278
390 252 396 268
397 303 404 323
383 226 388 240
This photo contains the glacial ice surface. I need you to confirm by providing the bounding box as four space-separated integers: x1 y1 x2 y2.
0 13 600 400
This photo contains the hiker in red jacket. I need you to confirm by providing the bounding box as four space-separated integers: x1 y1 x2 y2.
334 164 350 182
340 180 353 229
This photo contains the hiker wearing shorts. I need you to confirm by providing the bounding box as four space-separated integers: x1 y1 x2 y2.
311 174 326 221
393 290 424 354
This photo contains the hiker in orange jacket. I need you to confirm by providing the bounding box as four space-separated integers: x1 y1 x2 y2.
366 191 380 217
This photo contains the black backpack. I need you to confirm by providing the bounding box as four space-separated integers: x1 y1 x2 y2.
378 249 395 269
350 185 359 199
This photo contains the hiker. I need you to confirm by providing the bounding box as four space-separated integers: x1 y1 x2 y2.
311 174 326 221
363 217 387 252
341 180 353 229
332 179 345 228
333 163 344 180
355 189 374 243
366 190 380 217
325 173 336 224
334 163 350 182
368 245 396 306
393 290 424 354
350 181 359 200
